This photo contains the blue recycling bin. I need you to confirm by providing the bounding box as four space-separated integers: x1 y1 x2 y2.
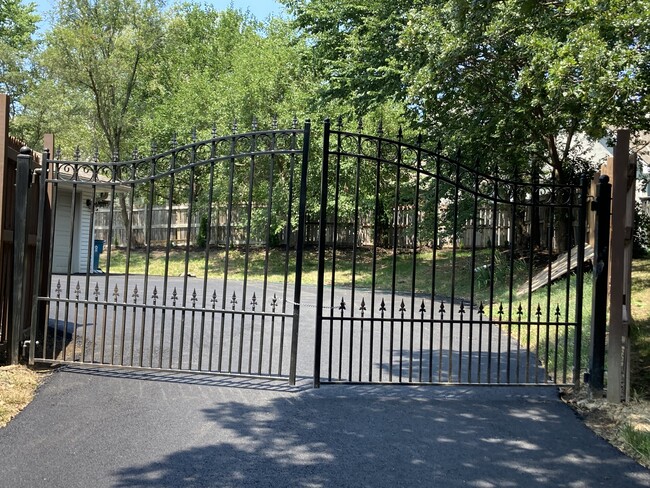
93 239 105 272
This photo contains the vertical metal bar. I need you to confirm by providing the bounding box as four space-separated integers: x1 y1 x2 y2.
64 152 81 362
411 135 422 382
203 131 218 371
141 150 156 367
526 173 538 383
328 120 343 382
545 175 557 381
81 157 99 363
467 161 480 383
11 147 31 364
563 192 573 383
239 129 256 373
448 155 461 382
280 122 298 377
181 140 197 369
162 138 177 369
29 149 50 364
573 177 588 386
348 122 364 382
289 121 310 385
487 174 499 384
390 130 403 382
432 150 442 383
220 129 237 370
259 125 276 374
47 159 61 360
314 119 330 388
370 125 383 382
590 175 610 392
102 154 118 364
506 180 518 383
121 160 137 365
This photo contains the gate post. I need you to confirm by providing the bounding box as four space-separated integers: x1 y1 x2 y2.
11 146 32 364
589 174 611 393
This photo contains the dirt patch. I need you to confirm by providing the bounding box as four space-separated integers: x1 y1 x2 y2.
562 386 650 469
0 365 50 428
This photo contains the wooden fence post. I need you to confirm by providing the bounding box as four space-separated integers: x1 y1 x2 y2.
608 129 630 403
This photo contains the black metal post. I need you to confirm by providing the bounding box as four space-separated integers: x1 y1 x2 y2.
589 175 611 393
11 146 32 364
29 149 49 364
573 175 589 386
314 119 330 388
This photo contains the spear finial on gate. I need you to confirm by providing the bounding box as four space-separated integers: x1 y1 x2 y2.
132 147 139 160
93 147 99 163
271 294 278 312
113 284 119 302
252 117 258 131
93 283 100 301
112 151 119 163
379 298 386 314
55 146 62 160
191 127 197 142
132 285 139 304
251 293 257 311
171 133 177 149
435 141 442 154
339 297 346 312
211 290 218 308
292 115 298 129
399 299 406 314
150 141 157 156
536 303 542 318
420 299 426 315
397 126 403 142
359 297 366 316
152 287 159 305
56 280 62 299
357 118 363 132
336 115 343 129
74 146 80 162
171 287 178 306
232 119 238 134
416 133 423 147
74 282 81 300
212 122 217 139
231 291 238 308
377 120 383 137
271 115 278 130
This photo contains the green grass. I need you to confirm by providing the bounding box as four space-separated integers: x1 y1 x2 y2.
621 424 650 465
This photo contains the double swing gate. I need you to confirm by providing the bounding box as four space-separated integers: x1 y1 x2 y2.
23 118 588 387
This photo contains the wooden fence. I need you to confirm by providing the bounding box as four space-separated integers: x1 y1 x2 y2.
95 203 515 249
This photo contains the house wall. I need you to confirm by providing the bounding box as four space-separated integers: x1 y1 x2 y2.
51 189 92 274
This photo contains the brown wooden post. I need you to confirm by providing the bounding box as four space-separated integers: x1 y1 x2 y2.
0 95 9 355
608 129 629 403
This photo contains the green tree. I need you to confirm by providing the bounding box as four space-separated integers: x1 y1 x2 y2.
0 0 39 112
286 0 650 177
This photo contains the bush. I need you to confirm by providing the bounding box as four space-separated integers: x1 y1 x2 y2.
196 215 209 249
634 202 650 258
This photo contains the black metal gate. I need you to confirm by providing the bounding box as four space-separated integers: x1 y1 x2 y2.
23 118 589 388
314 119 588 387
28 120 310 384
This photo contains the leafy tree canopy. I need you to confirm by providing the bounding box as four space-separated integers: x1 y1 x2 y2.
286 0 650 179
0 0 39 111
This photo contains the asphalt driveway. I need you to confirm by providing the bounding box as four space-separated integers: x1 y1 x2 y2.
0 366 648 487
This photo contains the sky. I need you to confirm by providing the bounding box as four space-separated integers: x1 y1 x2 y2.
32 0 286 33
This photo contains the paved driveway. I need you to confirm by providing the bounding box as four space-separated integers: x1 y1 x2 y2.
0 367 648 487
